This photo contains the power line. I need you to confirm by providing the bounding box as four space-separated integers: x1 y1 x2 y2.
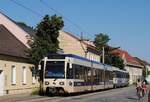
9 0 87 38
40 0 87 34
10 0 43 17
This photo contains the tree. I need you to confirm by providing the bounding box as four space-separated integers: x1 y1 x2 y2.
16 22 28 27
93 33 124 69
110 55 124 69
27 15 64 66
143 67 147 79
93 33 111 63
93 33 110 52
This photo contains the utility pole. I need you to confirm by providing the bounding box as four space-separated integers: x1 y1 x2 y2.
80 32 88 58
102 46 106 88
102 46 105 64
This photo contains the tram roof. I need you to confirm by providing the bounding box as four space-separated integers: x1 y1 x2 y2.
46 54 115 71
65 54 104 65
112 66 128 73
47 54 104 65
65 54 115 71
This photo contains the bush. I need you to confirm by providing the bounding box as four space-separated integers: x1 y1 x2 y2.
31 88 40 95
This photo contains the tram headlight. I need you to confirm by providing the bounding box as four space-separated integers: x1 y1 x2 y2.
45 81 49 85
59 82 64 85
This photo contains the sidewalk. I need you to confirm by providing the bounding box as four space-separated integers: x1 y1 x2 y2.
0 93 33 102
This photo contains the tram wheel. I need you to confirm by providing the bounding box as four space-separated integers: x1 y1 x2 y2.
46 87 49 94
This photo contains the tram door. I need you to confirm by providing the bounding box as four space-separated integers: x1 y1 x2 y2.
0 70 4 96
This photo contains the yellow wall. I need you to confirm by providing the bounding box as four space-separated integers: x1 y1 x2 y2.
87 52 100 62
59 31 100 62
59 31 87 57
0 55 39 95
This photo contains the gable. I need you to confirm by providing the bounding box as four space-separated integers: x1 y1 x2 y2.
0 12 29 47
58 31 87 57
0 25 28 58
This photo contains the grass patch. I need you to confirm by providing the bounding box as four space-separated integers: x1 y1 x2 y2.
31 88 40 95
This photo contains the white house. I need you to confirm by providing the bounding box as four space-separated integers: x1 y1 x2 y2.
113 49 143 84
146 65 150 83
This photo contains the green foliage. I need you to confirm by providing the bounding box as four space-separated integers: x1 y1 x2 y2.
142 67 150 78
93 33 124 69
16 22 28 27
93 33 110 51
111 55 124 69
104 52 124 69
143 67 146 78
27 15 64 65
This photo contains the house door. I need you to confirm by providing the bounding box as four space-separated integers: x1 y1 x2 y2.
0 70 4 96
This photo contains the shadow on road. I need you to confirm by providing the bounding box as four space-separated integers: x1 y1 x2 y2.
39 88 115 97
126 96 138 101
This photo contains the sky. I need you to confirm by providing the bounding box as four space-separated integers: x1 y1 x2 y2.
0 0 150 62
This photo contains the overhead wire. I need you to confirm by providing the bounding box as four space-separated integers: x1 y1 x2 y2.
10 0 43 17
10 0 88 38
40 0 87 35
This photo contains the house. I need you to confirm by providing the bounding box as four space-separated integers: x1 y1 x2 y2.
0 12 39 96
146 65 150 83
58 31 100 62
112 49 143 84
134 57 150 83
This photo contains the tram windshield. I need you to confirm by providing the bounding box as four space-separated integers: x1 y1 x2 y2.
45 61 65 78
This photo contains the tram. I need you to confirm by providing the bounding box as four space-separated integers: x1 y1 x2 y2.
39 54 129 94
112 67 129 88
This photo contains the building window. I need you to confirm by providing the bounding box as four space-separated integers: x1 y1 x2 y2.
11 65 16 85
32 67 36 84
22 66 27 85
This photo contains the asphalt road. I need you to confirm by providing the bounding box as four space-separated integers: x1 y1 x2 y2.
0 86 148 102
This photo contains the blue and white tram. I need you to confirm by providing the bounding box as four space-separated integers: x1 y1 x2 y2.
112 67 129 88
40 54 113 94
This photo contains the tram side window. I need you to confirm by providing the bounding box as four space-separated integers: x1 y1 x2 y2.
105 71 110 81
127 73 129 78
93 69 97 84
96 69 100 83
116 71 121 78
103 70 106 81
81 66 85 80
95 69 100 84
108 71 111 80
87 68 91 82
122 72 124 78
74 64 84 80
98 70 102 82
101 70 105 82
67 63 73 79
84 67 88 83
109 71 113 80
